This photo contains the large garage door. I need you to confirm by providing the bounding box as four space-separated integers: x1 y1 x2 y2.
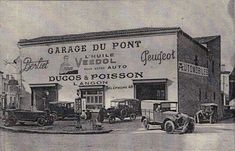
133 79 167 101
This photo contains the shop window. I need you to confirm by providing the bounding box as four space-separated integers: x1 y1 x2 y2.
156 89 165 100
81 89 104 107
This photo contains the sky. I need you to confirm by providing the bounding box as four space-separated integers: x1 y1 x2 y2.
0 0 234 75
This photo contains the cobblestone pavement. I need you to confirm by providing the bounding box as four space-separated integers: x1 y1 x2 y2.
0 117 234 151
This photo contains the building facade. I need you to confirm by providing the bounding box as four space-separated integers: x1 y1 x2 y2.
17 27 222 118
0 72 20 109
229 68 235 101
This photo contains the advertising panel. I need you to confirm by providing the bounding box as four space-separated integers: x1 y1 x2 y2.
20 34 178 104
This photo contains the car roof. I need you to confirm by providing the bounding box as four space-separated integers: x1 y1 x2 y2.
111 98 139 102
49 101 74 104
141 100 177 104
200 103 218 106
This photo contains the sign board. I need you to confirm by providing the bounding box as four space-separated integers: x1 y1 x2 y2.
20 34 178 102
178 61 208 77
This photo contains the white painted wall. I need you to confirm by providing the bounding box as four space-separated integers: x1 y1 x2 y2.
20 33 178 107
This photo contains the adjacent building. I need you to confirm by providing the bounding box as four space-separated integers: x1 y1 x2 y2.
17 27 222 118
0 72 20 109
229 67 235 101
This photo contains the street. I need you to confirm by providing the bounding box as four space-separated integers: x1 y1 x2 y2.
0 118 234 151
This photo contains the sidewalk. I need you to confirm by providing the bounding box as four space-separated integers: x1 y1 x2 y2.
0 119 112 134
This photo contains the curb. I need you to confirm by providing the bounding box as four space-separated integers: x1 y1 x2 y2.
0 125 113 135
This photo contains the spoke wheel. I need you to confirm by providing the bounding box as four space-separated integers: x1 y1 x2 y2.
37 117 46 127
108 116 116 124
164 120 175 134
130 113 136 121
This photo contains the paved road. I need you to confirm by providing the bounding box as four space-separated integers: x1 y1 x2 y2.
0 118 234 151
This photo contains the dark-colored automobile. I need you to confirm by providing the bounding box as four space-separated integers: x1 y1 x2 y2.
48 101 76 120
141 100 195 134
48 101 92 120
229 99 235 117
195 103 218 124
99 98 140 124
2 109 54 127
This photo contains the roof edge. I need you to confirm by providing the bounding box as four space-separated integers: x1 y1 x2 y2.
17 27 181 47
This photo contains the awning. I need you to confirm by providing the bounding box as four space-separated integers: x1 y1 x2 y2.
29 83 62 90
79 85 106 90
132 78 168 84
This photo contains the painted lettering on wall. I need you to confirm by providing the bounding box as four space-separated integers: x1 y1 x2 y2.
48 72 143 82
178 61 208 76
141 50 176 65
23 57 49 72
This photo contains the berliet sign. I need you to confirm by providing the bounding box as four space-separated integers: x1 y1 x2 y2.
178 61 208 77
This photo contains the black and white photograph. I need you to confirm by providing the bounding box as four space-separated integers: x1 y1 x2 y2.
0 0 234 151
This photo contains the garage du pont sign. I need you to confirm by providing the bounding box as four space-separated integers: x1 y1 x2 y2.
21 35 177 86
178 61 208 76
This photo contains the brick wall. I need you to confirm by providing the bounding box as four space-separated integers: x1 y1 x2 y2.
177 31 209 117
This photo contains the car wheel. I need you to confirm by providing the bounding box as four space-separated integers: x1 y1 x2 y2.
37 117 46 127
164 120 175 134
186 122 195 133
130 113 136 121
108 116 116 124
143 119 150 130
120 109 128 118
51 113 58 121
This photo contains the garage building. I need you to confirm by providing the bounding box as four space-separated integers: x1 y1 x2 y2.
17 27 222 118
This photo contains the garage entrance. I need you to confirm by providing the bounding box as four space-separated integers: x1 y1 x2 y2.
133 79 168 101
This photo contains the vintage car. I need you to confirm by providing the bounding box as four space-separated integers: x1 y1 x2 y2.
99 98 140 124
48 101 92 120
195 103 218 124
141 100 195 134
229 99 235 116
2 109 54 127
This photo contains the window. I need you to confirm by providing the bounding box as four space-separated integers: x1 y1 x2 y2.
213 92 216 101
205 91 207 99
82 89 104 106
194 55 198 65
212 60 215 74
156 89 165 100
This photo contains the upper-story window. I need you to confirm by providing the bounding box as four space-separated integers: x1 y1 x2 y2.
212 60 215 74
194 55 198 65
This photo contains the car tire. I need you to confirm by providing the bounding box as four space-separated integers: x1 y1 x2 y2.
51 112 58 121
37 117 46 127
130 113 136 121
186 122 195 133
143 119 150 130
164 120 175 134
108 116 116 124
120 109 128 118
